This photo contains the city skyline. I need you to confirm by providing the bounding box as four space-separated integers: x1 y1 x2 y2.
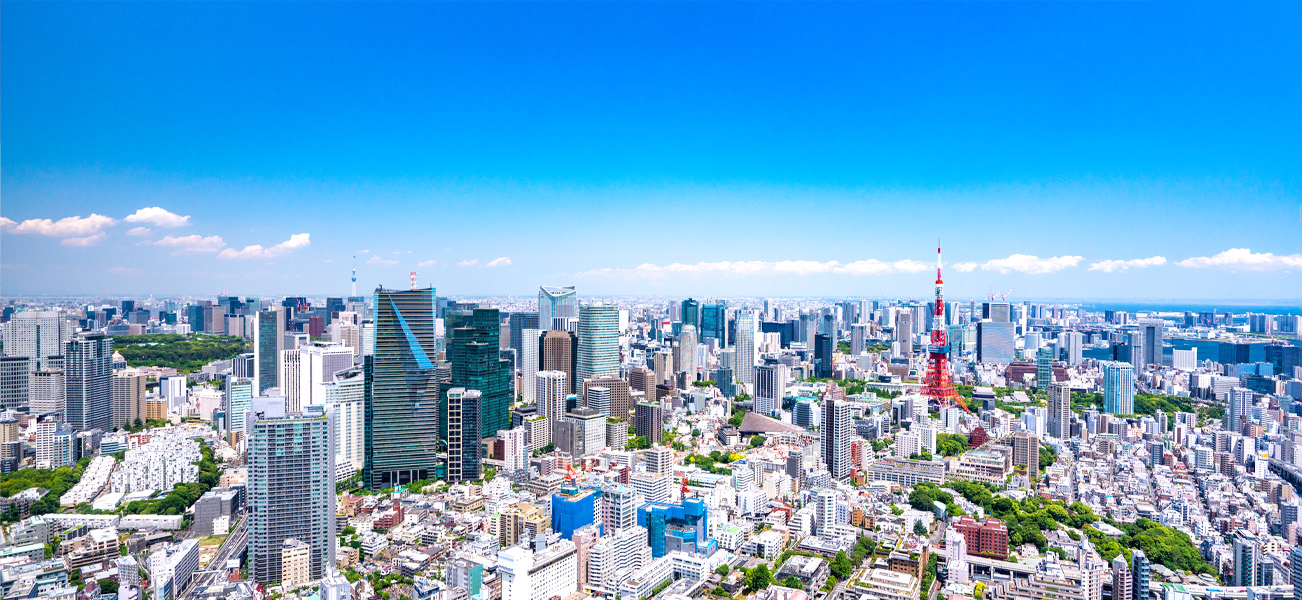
3 2 1300 299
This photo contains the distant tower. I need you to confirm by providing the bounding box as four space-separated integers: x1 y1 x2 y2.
922 242 965 412
351 255 357 297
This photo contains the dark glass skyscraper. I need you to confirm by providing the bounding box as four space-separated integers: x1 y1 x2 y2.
701 303 726 346
64 334 112 432
364 287 440 490
445 308 512 441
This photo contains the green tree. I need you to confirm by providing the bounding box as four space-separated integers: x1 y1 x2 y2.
780 576 803 589
909 488 936 511
750 435 767 447
745 564 774 592
914 520 928 536
714 565 729 576
830 550 853 580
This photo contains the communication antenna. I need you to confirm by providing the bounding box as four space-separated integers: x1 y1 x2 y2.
409 271 417 291
351 255 357 297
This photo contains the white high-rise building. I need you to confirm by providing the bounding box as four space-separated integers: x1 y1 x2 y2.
814 490 837 537
499 539 579 600
587 526 651 594
499 427 528 476
945 528 970 584
601 485 639 533
2 311 72 370
322 367 365 472
537 371 569 437
539 286 578 332
521 328 541 406
150 538 199 600
677 325 698 381
644 446 674 475
1173 348 1197 371
734 310 759 388
281 342 354 414
631 472 671 503
1061 331 1084 366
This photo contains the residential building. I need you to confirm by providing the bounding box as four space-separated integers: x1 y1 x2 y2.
1102 361 1135 415
64 334 113 432
111 370 146 430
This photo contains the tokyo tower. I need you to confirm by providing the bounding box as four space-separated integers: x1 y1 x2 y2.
923 242 967 412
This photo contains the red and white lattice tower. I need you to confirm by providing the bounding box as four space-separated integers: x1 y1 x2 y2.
923 242 967 412
409 271 418 291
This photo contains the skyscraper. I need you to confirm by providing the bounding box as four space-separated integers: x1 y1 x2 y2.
537 371 569 439
577 304 619 384
509 312 540 358
446 308 512 441
1137 319 1164 368
1 311 72 370
734 310 759 389
365 287 440 490
1061 331 1084 366
281 342 354 414
701 303 726 347
225 377 253 445
1131 549 1150 600
814 333 834 378
822 397 851 478
680 298 701 334
676 325 698 382
1036 347 1054 390
248 406 335 584
540 331 578 394
64 334 113 432
753 358 787 417
446 388 483 482
1046 382 1071 440
539 286 578 331
521 328 541 405
0 357 31 413
254 308 285 394
1102 361 1135 415
976 321 1015 364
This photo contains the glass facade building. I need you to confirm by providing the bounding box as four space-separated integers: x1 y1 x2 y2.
365 287 441 490
637 497 717 558
577 304 620 384
446 308 512 443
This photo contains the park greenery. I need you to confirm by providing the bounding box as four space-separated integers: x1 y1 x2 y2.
0 457 90 519
626 436 651 450
936 433 968 457
942 479 1217 578
110 333 251 373
1039 446 1058 470
919 553 939 600
728 408 747 428
686 451 736 474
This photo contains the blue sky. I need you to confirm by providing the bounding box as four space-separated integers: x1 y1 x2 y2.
2 1 1299 300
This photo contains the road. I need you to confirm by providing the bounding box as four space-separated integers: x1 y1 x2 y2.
178 515 247 600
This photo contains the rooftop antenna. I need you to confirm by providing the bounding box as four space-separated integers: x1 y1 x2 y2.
409 271 417 291
351 255 357 297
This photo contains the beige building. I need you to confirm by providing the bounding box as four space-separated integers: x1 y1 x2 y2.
583 376 631 420
849 568 919 600
541 331 577 394
112 371 147 430
280 539 311 590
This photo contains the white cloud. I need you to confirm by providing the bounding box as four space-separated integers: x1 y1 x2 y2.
61 233 108 247
485 256 512 267
219 233 311 260
7 214 117 237
458 259 479 267
417 259 438 267
126 226 152 237
368 255 398 266
1176 248 1302 270
977 254 1082 274
836 259 929 276
124 207 190 228
359 249 370 254
952 262 978 272
155 234 226 253
0 217 14 230
1089 256 1167 272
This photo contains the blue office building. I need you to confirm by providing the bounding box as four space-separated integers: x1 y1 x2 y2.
637 496 718 558
551 486 602 540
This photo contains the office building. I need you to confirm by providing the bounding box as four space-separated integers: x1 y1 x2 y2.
281 342 354 414
64 334 113 432
982 303 1011 323
150 539 199 600
1137 319 1164 368
521 328 541 406
1061 331 1084 366
1102 361 1135 415
637 497 716 558
29 367 65 416
953 516 1008 559
1233 531 1262 587
111 370 146 430
815 333 834 379
701 303 726 347
537 371 569 438
822 397 851 478
254 308 286 394
509 312 541 357
248 406 335 584
1035 347 1053 389
552 486 601 540
0 357 31 413
365 287 440 490
2 311 71 370
446 388 483 483
539 286 578 331
540 331 578 395
676 325 698 382
225 377 254 445
583 376 631 419
499 538 579 600
753 358 787 417
577 304 620 384
446 308 512 441
976 321 1015 364
735 310 759 388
